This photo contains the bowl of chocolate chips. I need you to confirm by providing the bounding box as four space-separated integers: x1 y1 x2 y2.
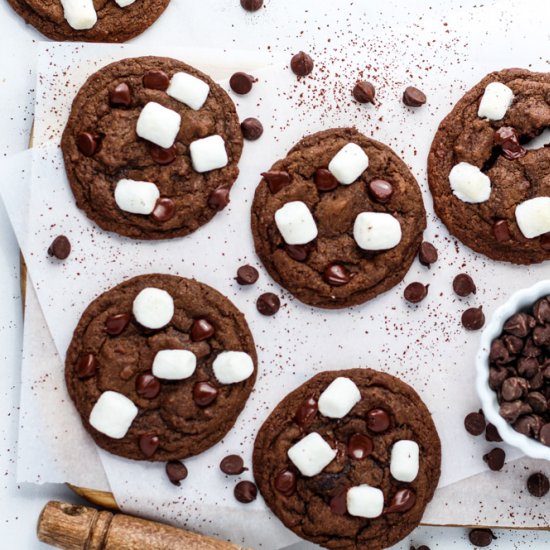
476 280 550 459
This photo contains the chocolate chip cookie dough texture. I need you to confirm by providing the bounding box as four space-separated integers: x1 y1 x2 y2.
251 128 427 308
7 0 169 42
65 274 257 461
428 69 550 264
61 56 243 239
253 368 441 550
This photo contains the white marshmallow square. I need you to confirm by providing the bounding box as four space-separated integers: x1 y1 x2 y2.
353 212 402 251
274 201 318 245
213 351 254 384
152 349 197 380
189 135 229 173
114 0 136 6
448 162 491 203
328 143 369 185
318 377 361 419
136 102 181 149
515 197 550 238
60 0 97 30
478 82 514 121
114 179 160 215
133 288 174 330
287 432 337 477
390 440 420 482
346 485 384 518
167 72 210 111
89 391 138 439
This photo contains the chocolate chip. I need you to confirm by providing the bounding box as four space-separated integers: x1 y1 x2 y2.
76 132 98 156
489 339 512 365
418 242 438 268
367 408 390 433
314 168 338 191
527 472 550 497
48 235 71 260
403 86 426 107
453 273 476 297
492 219 511 242
109 83 132 107
501 377 529 401
208 187 230 211
368 179 394 203
105 313 131 336
240 0 263 11
541 233 550 251
290 51 314 77
526 392 548 413
236 265 259 285
353 81 375 104
220 455 247 475
494 127 527 160
256 292 280 316
347 434 373 460
485 423 502 442
489 366 509 390
534 297 550 324
285 244 309 262
515 414 544 437
139 433 160 458
151 198 176 223
323 264 352 286
295 396 318 427
533 325 550 346
404 282 428 304
234 480 257 503
165 461 188 486
329 490 348 515
483 447 505 471
190 319 215 341
142 70 170 91
76 354 97 379
136 372 161 399
464 411 486 436
149 143 176 165
503 313 536 338
193 381 218 407
384 488 416 514
540 423 550 446
274 469 297 496
262 170 291 193
462 307 485 331
230 72 255 95
468 528 495 547
241 118 263 141
499 400 532 423
503 334 524 355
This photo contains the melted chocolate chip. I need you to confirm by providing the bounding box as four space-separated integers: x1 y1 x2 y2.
208 187 230 211
76 132 99 156
151 198 176 222
256 292 281 316
241 117 264 140
366 408 390 433
353 81 375 104
347 434 373 460
368 179 394 203
314 168 338 191
105 313 131 336
275 469 297 496
48 235 72 260
295 396 318 427
109 83 132 107
541 233 550 251
76 354 97 379
135 372 161 399
385 488 416 514
149 143 177 165
139 433 160 458
236 265 259 285
142 70 170 91
462 307 485 331
290 51 314 77
193 381 218 407
494 126 527 160
166 461 188 486
285 244 309 262
330 490 348 515
234 480 257 503
230 72 255 95
220 455 247 475
262 171 291 193
190 319 215 341
492 220 511 243
323 264 352 286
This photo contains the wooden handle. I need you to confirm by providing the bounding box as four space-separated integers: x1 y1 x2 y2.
37 501 247 550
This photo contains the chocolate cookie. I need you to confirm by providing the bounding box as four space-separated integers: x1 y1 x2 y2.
65 274 257 461
428 69 550 264
251 128 426 308
253 368 441 550
61 57 243 240
7 0 169 42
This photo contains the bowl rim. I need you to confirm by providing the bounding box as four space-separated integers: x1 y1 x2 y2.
475 279 550 460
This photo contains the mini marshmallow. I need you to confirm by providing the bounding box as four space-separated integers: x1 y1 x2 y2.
189 135 229 173
167 72 210 110
89 391 138 439
346 485 384 519
114 0 137 5
328 143 369 185
114 179 160 215
274 201 318 245
136 102 181 149
478 82 514 121
287 432 337 477
60 0 97 30
353 212 402 251
152 349 197 380
133 288 174 330
448 162 491 203
515 197 550 238
390 440 420 482
318 377 361 418
213 351 254 384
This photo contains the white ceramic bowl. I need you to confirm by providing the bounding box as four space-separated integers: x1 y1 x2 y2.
476 280 550 460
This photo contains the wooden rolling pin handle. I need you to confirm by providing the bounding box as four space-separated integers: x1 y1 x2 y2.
37 501 247 550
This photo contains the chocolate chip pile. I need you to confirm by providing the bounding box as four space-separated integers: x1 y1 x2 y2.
489 296 550 444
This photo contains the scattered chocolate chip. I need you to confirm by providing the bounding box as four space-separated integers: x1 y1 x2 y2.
483 447 506 471
353 80 375 104
418 242 438 268
109 83 132 107
208 187 230 211
527 472 550 497
494 127 527 160
290 51 314 77
262 170 291 193
540 423 550 446
464 411 486 436
190 319 215 341
142 70 170 91
136 372 161 399
384 488 416 514
367 408 390 433
453 274 476 297
256 292 281 316
240 0 263 11
105 313 131 336
149 143 176 165
541 233 550 251
76 354 97 379
193 381 218 407
347 434 373 460
295 396 318 427
314 168 338 191
76 132 98 156
323 264 352 286
485 423 502 442
492 219 511 243
462 307 485 331
403 86 426 107
166 461 188 486
220 455 247 475
230 72 255 95
236 265 259 285
48 235 71 260
234 480 257 503
275 469 297 496
503 313 536 338
139 433 160 458
151 197 176 223
404 282 428 304
368 179 394 203
285 244 309 262
468 529 495 547
330 490 348 515
240 118 263 140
